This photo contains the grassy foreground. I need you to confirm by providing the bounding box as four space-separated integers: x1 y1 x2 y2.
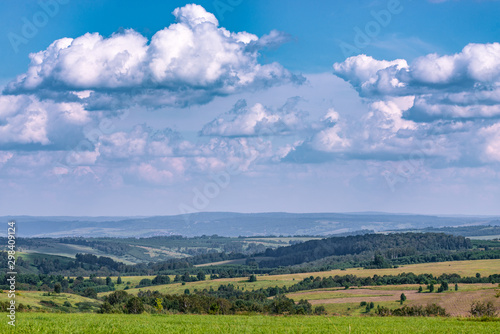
0 313 499 333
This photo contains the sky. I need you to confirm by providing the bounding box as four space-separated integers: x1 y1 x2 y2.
1 0 500 216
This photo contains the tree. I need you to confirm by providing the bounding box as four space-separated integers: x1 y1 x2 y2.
139 279 152 287
106 276 112 286
249 274 257 282
155 298 163 312
400 293 406 304
54 283 61 294
126 297 144 314
372 252 391 269
455 283 458 291
476 273 481 278
418 286 423 293
117 276 123 285
152 275 171 285
296 299 312 314
197 271 206 281
106 290 129 305
99 302 113 314
83 288 97 299
428 283 434 293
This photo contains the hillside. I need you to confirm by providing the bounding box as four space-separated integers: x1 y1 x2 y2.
258 233 473 268
2 212 500 238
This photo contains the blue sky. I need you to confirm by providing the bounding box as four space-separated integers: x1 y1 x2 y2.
1 0 500 216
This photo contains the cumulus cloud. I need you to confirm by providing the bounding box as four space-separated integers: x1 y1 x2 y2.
282 94 462 164
0 95 90 147
4 4 302 108
480 123 500 162
310 109 350 152
333 55 408 95
200 98 309 137
98 125 183 160
325 43 500 167
333 43 500 121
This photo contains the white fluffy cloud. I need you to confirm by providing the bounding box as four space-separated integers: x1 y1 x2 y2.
98 125 183 160
333 55 408 95
201 99 308 137
310 109 350 152
333 43 500 120
480 123 500 163
5 4 301 108
0 95 89 146
318 43 500 167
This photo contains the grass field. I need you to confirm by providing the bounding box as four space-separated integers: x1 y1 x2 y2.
0 313 498 333
103 259 500 297
0 291 101 312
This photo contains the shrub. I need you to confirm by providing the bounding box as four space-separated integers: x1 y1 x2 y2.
314 306 326 315
376 304 447 317
470 301 497 317
138 279 152 287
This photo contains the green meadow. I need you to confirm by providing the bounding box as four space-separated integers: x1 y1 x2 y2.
0 313 498 333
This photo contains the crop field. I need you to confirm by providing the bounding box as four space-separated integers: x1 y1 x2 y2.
0 313 499 333
102 259 500 297
285 284 500 316
272 259 500 280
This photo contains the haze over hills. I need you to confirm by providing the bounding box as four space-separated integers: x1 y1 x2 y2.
3 212 500 238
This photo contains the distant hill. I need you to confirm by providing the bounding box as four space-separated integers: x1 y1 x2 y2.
258 233 472 268
2 212 500 238
386 225 500 238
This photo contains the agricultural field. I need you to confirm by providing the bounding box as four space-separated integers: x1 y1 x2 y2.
103 259 500 296
285 284 500 316
0 313 498 333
